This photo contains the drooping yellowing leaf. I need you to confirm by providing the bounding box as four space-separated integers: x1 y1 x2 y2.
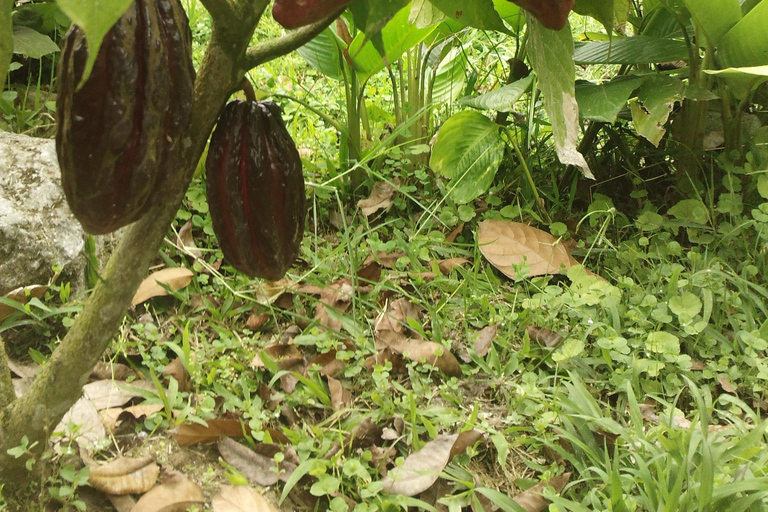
132 267 194 306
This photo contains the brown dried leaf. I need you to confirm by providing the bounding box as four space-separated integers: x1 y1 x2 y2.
7 358 40 379
0 284 47 322
526 325 564 348
82 379 156 410
691 360 706 371
380 334 462 377
446 223 465 244
375 298 422 336
438 258 470 275
55 396 107 449
477 220 578 280
307 350 345 378
212 485 280 512
251 344 305 370
357 179 400 217
363 250 406 269
106 494 135 512
382 430 483 496
717 375 737 394
90 361 132 381
177 219 203 260
325 417 384 460
218 437 296 486
171 418 247 446
246 312 270 331
356 260 382 283
99 404 165 432
87 456 159 495
513 473 571 511
131 469 204 512
474 325 498 356
328 376 351 411
132 267 194 306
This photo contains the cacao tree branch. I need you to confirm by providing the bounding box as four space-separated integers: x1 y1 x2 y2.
243 11 342 70
0 25 246 486
199 0 237 24
0 335 13 410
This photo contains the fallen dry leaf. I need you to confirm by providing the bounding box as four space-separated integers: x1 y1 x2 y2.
363 250 406 269
357 179 400 217
438 258 470 275
55 397 106 449
513 473 571 511
87 456 159 495
90 361 133 381
131 469 204 512
328 376 352 411
163 358 191 392
717 375 737 394
176 219 203 260
382 430 483 496
99 403 165 431
82 379 157 410
306 349 346 378
212 485 280 512
526 325 564 348
132 267 194 306
171 418 248 446
474 324 498 356
7 358 40 379
218 437 297 486
381 335 462 377
446 223 465 243
0 284 47 322
325 417 384 460
246 312 270 330
477 220 578 280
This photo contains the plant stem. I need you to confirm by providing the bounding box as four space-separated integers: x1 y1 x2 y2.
505 126 551 223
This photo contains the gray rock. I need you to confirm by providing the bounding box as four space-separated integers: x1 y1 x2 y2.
0 130 86 296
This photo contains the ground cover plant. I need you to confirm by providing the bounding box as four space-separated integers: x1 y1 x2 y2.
1 0 768 510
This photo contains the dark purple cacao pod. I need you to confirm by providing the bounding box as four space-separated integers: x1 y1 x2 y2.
56 0 195 234
272 0 355 30
205 100 306 280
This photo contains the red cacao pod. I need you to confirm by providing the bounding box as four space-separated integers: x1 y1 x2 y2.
56 0 195 234
205 100 306 280
508 0 574 30
272 0 355 30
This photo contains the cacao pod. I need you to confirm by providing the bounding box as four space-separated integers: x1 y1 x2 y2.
205 100 306 280
508 0 574 30
272 0 355 30
56 0 195 234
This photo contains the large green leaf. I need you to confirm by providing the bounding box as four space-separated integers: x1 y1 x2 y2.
573 36 689 64
575 76 645 123
428 0 512 34
526 14 593 179
12 26 60 59
458 75 532 112
0 0 12 88
349 6 436 80
718 1 768 68
629 75 684 146
409 0 446 29
430 110 504 204
55 0 134 84
298 28 344 81
573 0 630 32
492 0 522 30
431 47 468 104
704 65 768 99
681 0 741 48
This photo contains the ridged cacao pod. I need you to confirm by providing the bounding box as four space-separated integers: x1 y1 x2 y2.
507 0 575 30
272 0 355 30
205 100 306 280
56 0 195 234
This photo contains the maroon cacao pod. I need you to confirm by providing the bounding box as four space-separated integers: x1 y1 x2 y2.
272 0 355 30
205 100 306 280
56 0 195 234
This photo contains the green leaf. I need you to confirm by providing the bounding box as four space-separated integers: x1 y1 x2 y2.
55 0 134 83
669 292 702 323
298 28 344 81
629 75 684 146
428 0 512 34
348 0 409 56
704 65 768 99
0 0 12 87
430 110 504 204
680 0 741 48
526 14 593 178
12 26 60 59
575 76 645 123
492 0 522 30
758 174 768 199
573 36 690 65
668 199 710 224
409 0 446 29
646 331 680 355
458 75 532 112
718 0 768 68
431 47 468 104
573 0 630 32
349 5 435 80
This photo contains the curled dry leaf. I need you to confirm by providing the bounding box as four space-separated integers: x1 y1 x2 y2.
176 219 203 259
132 267 194 306
131 469 204 512
328 376 352 411
90 361 133 381
99 403 165 432
477 220 578 280
0 284 47 322
325 417 384 460
363 250 406 269
513 472 571 512
526 325 564 348
474 324 498 357
87 456 159 495
446 222 465 243
717 375 737 394
380 335 462 377
218 437 297 487
212 485 280 512
163 358 191 392
438 258 470 275
382 430 483 496
171 418 248 446
357 179 400 217
246 312 270 330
